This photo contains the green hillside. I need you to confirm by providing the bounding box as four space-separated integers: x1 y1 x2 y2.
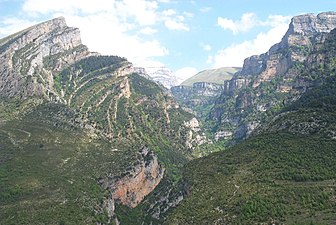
0 58 195 224
166 81 336 224
181 67 240 86
167 133 336 224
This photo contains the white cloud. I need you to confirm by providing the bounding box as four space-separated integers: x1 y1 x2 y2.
162 9 176 16
164 19 189 31
212 22 289 67
200 43 211 51
17 0 173 69
140 27 157 35
23 0 159 26
114 0 159 26
174 67 198 84
218 12 258 34
62 14 168 66
218 13 291 34
200 7 211 13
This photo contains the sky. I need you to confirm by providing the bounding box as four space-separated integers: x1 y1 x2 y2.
0 0 335 81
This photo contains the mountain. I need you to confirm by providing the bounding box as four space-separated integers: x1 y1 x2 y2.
0 17 207 224
145 66 178 89
2 12 336 225
181 67 240 87
171 82 224 121
209 12 336 145
170 67 240 119
166 26 336 224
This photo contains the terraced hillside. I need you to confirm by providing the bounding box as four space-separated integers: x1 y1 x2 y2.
0 18 206 224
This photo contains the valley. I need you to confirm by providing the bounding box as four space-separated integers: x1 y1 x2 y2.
0 10 336 225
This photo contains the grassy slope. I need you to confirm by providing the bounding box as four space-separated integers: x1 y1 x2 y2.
181 67 240 86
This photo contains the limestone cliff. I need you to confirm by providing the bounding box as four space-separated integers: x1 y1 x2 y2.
210 12 336 143
99 148 164 220
0 17 199 224
171 82 224 119
0 17 96 100
227 12 336 93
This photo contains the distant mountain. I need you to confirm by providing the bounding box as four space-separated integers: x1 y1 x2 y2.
181 67 240 86
171 67 241 120
145 66 178 89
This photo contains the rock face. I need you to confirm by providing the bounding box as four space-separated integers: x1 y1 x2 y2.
183 117 211 148
172 82 224 100
99 148 164 219
210 12 336 143
0 17 96 100
171 82 224 118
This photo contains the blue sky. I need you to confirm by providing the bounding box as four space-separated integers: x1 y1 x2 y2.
0 0 335 81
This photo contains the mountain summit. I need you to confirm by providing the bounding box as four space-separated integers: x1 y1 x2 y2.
0 17 98 100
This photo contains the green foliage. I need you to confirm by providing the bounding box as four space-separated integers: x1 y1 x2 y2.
167 133 336 224
0 103 143 225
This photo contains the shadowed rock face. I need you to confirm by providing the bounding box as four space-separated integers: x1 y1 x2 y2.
0 17 95 100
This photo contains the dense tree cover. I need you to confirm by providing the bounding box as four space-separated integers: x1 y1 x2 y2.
167 133 336 224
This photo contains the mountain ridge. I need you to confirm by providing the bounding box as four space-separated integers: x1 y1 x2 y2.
1 12 336 224
180 67 240 87
0 16 207 224
209 12 336 145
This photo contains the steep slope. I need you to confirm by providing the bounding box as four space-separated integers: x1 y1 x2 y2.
166 23 336 225
167 66 336 225
209 12 336 145
171 67 239 121
167 133 336 224
0 17 96 101
0 17 205 224
181 67 240 86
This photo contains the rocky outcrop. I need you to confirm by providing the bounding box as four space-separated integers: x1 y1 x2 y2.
0 17 96 100
232 12 336 88
99 148 164 219
223 77 250 94
183 117 212 149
